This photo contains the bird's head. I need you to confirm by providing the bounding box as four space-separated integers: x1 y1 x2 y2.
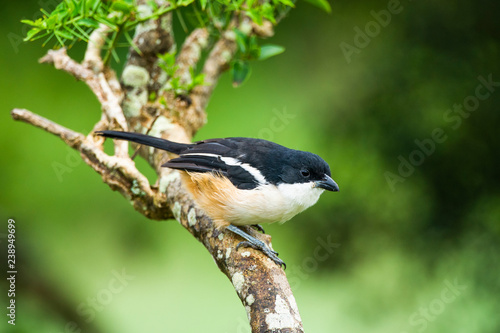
279 151 339 192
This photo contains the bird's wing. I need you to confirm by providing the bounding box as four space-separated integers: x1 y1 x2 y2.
163 154 229 175
162 138 269 190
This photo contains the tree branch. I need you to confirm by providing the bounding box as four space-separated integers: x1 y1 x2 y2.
176 28 209 86
192 29 238 112
13 9 304 333
11 108 85 149
11 108 171 220
40 48 129 157
83 23 112 73
125 0 174 91
12 107 304 331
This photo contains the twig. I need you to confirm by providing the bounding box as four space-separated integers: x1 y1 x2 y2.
11 108 85 149
40 48 129 157
11 108 171 220
192 29 238 112
251 20 274 37
175 28 209 86
84 23 112 73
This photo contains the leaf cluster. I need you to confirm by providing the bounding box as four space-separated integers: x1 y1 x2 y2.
22 0 331 87
22 0 182 63
158 51 206 95
231 28 285 86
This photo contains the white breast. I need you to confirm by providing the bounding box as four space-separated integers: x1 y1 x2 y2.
226 182 324 226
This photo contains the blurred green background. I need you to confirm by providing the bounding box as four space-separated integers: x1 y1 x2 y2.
1 0 499 332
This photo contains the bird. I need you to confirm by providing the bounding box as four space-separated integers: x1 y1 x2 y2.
96 130 339 267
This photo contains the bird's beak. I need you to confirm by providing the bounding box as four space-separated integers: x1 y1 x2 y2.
315 175 339 192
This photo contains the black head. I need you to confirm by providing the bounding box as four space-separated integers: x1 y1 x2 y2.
279 150 339 191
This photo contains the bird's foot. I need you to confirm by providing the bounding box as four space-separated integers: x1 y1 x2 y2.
227 225 285 268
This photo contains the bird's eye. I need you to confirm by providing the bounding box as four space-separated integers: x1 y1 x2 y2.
301 169 310 178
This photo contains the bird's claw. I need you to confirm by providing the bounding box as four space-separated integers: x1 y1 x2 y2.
251 224 266 234
227 225 286 269
236 240 285 269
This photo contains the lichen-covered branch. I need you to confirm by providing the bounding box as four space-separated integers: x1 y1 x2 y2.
12 9 303 333
125 0 174 91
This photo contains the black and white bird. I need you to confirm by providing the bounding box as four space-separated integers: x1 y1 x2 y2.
96 131 339 267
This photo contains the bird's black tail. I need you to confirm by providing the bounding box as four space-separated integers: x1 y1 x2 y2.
96 131 192 155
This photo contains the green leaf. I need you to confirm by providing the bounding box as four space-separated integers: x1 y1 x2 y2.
21 19 39 27
124 31 141 55
177 0 195 7
73 24 91 41
94 16 119 30
66 26 86 41
27 31 50 42
147 0 159 10
110 1 133 14
231 60 251 87
258 44 285 60
54 32 65 46
278 0 295 7
234 29 248 54
77 18 100 28
44 15 59 29
199 0 207 10
193 73 205 86
65 0 76 14
23 28 41 41
170 77 181 90
261 3 276 24
88 0 102 13
187 67 206 91
247 36 261 59
303 0 331 13
55 29 74 40
42 32 55 46
246 10 263 25
158 51 177 74
159 95 167 106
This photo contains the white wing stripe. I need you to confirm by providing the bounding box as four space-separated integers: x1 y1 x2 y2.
180 153 268 185
220 157 267 185
182 153 220 158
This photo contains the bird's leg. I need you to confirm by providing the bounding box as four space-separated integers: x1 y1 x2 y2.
251 224 266 233
226 225 285 268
